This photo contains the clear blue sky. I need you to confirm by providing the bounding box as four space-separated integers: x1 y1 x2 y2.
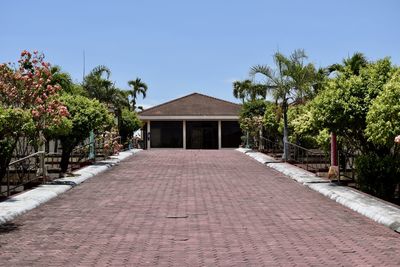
1 0 399 107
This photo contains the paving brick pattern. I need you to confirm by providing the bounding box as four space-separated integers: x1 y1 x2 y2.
0 150 399 266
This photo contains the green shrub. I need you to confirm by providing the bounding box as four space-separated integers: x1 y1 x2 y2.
119 108 142 145
355 153 400 200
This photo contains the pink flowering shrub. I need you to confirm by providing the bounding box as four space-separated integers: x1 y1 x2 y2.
0 50 69 132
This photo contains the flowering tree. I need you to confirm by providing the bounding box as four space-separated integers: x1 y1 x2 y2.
0 50 69 182
0 50 69 144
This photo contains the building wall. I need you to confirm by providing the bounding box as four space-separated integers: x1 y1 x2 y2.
145 119 242 149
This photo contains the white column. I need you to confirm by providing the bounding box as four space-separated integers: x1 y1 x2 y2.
218 120 222 149
147 121 151 149
183 120 186 149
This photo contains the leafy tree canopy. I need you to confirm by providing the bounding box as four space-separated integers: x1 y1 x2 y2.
54 94 114 142
365 70 400 148
50 94 114 173
119 108 142 143
299 58 397 153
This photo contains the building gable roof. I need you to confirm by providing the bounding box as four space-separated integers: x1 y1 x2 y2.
138 93 241 117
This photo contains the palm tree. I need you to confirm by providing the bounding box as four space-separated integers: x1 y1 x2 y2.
50 66 73 93
83 65 115 104
232 79 266 103
250 49 316 160
127 78 148 110
83 66 132 134
328 52 368 76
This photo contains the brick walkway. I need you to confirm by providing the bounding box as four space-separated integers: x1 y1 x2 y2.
0 150 399 266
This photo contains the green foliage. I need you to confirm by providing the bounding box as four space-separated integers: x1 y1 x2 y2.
83 65 116 104
0 107 35 137
250 49 320 156
239 99 266 118
232 79 266 102
57 94 114 142
69 84 88 96
52 94 114 172
0 107 35 181
290 103 314 136
250 49 317 105
289 103 331 150
304 58 397 153
128 78 148 110
263 102 280 138
239 100 266 147
328 52 368 76
119 108 142 143
285 104 319 148
355 153 400 200
50 66 73 93
315 128 331 152
44 116 73 140
365 71 400 147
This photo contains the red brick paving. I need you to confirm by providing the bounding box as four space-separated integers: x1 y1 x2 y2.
0 150 399 266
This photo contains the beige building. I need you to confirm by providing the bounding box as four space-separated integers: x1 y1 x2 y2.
138 93 242 149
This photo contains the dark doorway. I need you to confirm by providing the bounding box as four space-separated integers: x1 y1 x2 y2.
221 121 242 148
150 121 183 148
186 121 218 149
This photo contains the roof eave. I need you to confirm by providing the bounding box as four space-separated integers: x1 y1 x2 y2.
139 115 239 120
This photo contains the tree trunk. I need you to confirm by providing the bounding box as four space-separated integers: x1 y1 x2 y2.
0 157 10 185
60 142 74 174
0 140 17 184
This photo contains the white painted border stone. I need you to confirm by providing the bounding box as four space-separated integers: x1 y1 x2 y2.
236 148 400 233
0 149 142 225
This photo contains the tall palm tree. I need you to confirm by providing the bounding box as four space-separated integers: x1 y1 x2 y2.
127 78 148 110
250 49 316 160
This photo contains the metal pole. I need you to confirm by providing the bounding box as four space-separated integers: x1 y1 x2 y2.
39 152 47 182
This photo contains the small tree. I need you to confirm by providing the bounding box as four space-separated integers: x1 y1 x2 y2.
250 49 316 159
305 58 396 155
239 100 266 148
0 108 35 182
119 108 142 146
50 94 113 174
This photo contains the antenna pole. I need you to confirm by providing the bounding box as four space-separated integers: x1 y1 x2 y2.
83 50 86 81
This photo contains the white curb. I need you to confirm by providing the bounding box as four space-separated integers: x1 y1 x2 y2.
236 148 400 233
0 149 142 225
